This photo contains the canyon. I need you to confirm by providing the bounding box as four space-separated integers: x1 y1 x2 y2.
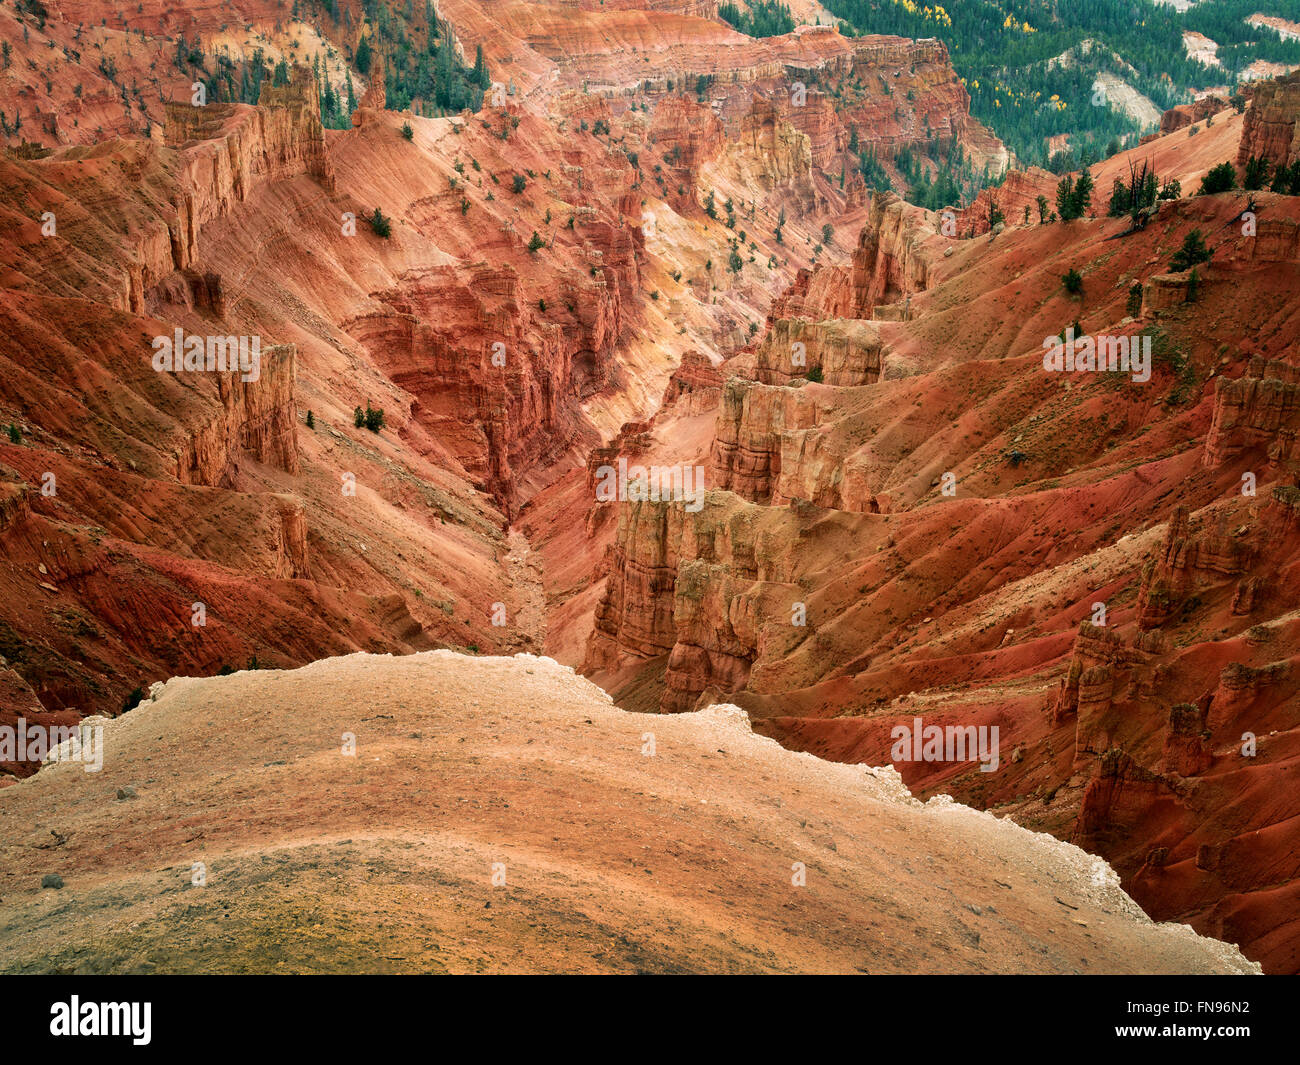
1 0 1297 975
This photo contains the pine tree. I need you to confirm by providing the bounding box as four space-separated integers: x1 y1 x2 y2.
1170 230 1210 271
1055 174 1076 221
473 44 489 90
1072 169 1094 218
1108 177 1128 217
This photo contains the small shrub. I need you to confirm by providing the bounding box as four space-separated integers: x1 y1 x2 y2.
401 121 413 140
1170 229 1211 271
1063 267 1084 295
1197 161 1237 195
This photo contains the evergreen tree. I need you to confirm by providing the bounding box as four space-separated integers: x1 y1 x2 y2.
1198 161 1237 195
473 44 489 90
1055 174 1076 221
1072 169 1094 217
1170 229 1211 271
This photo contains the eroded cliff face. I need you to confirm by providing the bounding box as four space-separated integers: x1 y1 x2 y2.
1238 70 1300 169
0 1 360 150
1162 97 1229 134
711 376 819 502
585 490 809 713
0 17 677 726
475 8 1007 186
577 114 1300 971
1203 356 1300 477
957 167 1058 236
852 192 936 317
649 95 726 214
585 498 687 670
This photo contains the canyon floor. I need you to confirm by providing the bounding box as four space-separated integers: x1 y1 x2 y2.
0 652 1261 974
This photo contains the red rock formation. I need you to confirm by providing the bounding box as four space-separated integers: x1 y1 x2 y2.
178 343 299 486
1203 357 1300 476
1163 701 1212 775
584 498 687 670
1238 71 1300 169
852 192 935 317
1137 507 1252 629
755 317 886 386
1076 749 1169 848
957 167 1057 235
1052 622 1145 722
710 376 814 502
660 350 723 416
648 95 725 213
767 266 856 322
1139 272 1197 316
1161 97 1228 134
576 124 1300 969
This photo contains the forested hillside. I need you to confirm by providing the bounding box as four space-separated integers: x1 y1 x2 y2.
822 0 1300 166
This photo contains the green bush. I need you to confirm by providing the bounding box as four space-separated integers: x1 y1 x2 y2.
1170 229 1211 271
1197 162 1236 195
1243 155 1272 191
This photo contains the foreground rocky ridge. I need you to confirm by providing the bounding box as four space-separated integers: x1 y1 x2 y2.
0 652 1261 974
